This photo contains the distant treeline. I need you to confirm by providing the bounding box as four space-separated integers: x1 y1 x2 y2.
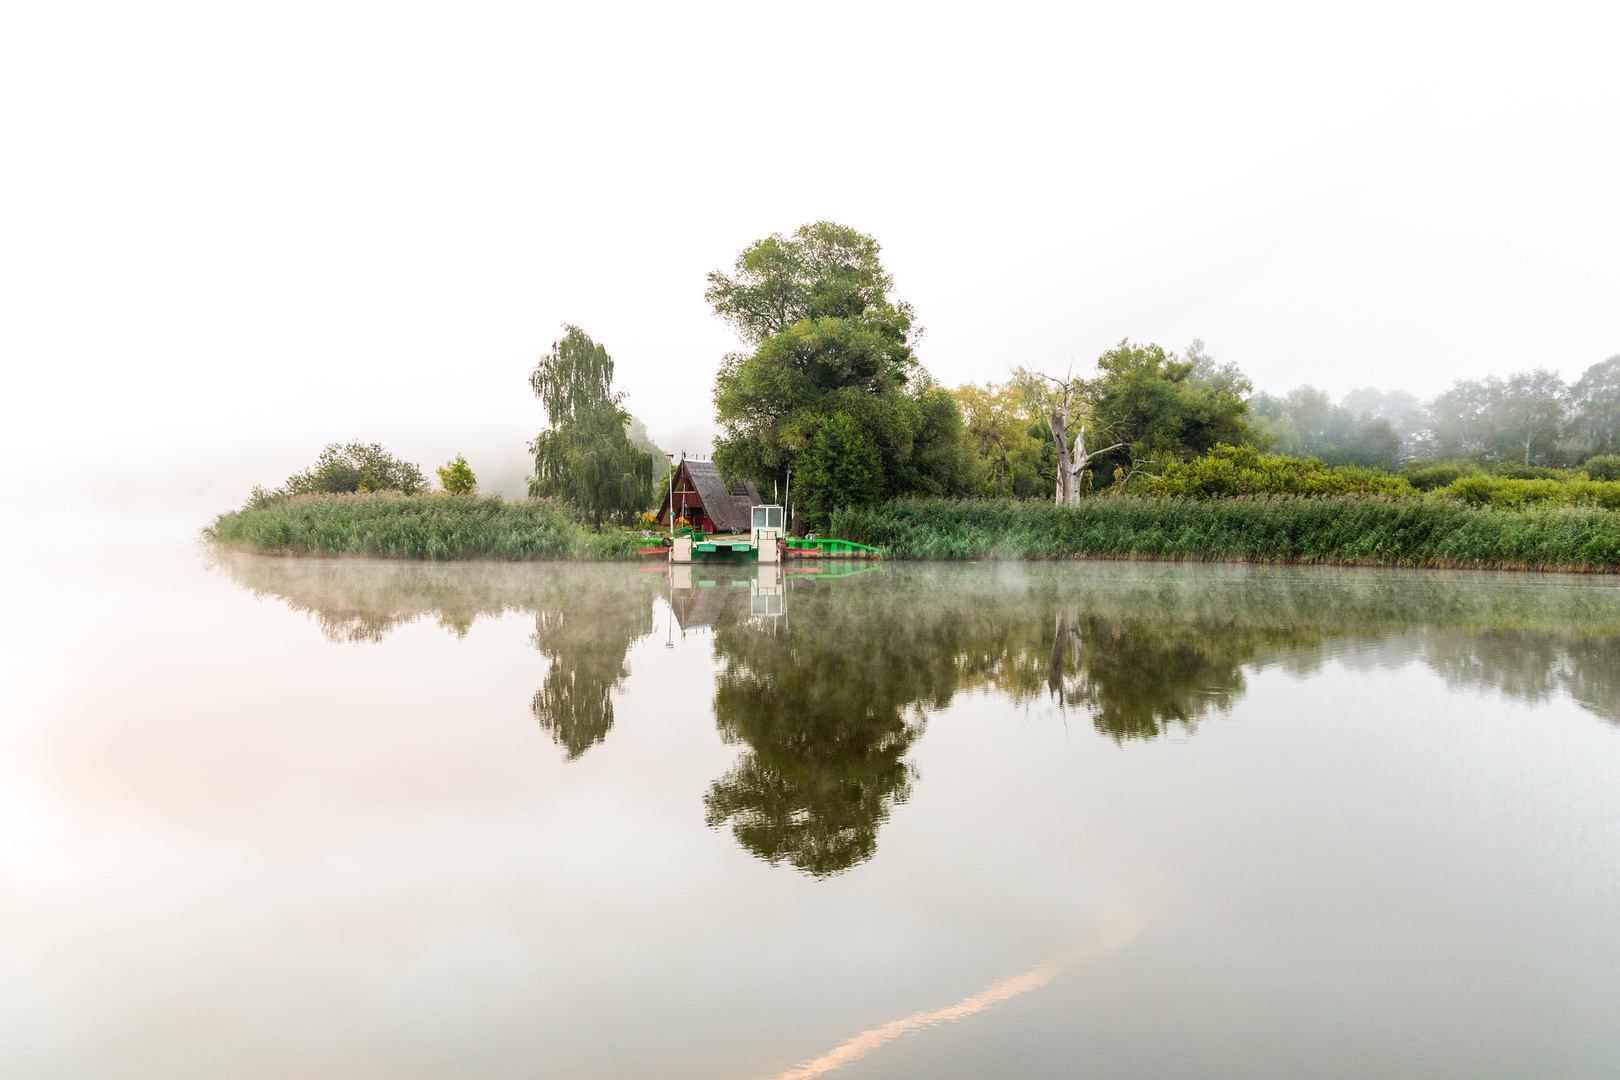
950 344 1620 498
1249 361 1618 469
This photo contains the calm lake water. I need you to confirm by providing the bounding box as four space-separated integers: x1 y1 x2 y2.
4 528 1620 1077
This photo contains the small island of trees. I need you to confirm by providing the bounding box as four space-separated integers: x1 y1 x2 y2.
207 221 1620 571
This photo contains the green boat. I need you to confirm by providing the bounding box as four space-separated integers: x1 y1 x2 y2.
669 504 785 564
668 505 883 563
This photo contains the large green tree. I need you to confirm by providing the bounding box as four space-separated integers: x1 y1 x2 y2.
528 326 656 526
1084 340 1257 483
950 376 1057 498
708 222 972 525
1571 355 1620 459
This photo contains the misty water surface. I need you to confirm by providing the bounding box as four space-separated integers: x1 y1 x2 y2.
3 547 1619 1078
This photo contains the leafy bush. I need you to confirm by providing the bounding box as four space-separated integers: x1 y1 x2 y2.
1147 444 1411 498
1434 475 1620 510
1585 455 1620 482
1493 463 1573 481
284 442 427 496
437 454 478 495
1400 460 1482 491
245 484 285 510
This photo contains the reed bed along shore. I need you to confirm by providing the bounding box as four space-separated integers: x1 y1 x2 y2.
207 492 1620 571
204 493 643 560
831 497 1620 571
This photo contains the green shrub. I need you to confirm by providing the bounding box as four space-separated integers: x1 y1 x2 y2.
245 484 285 510
1493 463 1572 481
283 442 428 496
1401 461 1482 491
1585 455 1620 482
1148 444 1411 499
436 454 478 495
1434 476 1620 510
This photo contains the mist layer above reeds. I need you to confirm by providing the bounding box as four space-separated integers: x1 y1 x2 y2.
830 497 1620 571
204 493 642 560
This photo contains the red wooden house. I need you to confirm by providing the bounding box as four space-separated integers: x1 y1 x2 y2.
656 458 762 534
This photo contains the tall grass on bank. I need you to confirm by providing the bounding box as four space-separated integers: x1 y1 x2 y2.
205 493 643 560
830 497 1620 571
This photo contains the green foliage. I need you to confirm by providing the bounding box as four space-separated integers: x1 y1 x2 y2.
1434 476 1620 510
1148 444 1413 498
951 379 1055 497
529 326 657 526
245 484 286 510
1085 340 1257 480
705 221 908 345
708 222 971 525
1583 455 1620 481
1493 463 1574 481
205 493 643 559
436 454 478 495
281 442 428 497
830 496 1620 570
1401 460 1482 491
795 412 882 520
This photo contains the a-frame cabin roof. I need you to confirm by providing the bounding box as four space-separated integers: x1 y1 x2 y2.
660 459 762 533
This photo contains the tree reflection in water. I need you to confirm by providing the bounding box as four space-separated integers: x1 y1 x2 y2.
1045 614 1269 741
528 578 656 759
702 575 951 877
692 564 1620 875
694 577 1298 876
212 554 1620 875
206 555 661 760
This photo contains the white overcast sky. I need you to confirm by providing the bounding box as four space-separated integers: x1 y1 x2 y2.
3 1 1617 501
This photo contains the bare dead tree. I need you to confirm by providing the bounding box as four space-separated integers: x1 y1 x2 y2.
1048 609 1083 695
1039 372 1128 505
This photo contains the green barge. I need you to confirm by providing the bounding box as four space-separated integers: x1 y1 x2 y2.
664 505 883 563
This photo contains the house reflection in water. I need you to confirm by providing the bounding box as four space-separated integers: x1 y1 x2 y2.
665 563 821 633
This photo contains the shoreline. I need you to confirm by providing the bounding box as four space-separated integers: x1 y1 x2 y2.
204 493 1620 573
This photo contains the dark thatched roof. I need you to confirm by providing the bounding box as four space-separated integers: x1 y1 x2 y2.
685 460 761 532
670 459 763 533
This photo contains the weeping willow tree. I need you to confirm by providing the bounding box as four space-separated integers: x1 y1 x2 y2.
528 326 656 527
